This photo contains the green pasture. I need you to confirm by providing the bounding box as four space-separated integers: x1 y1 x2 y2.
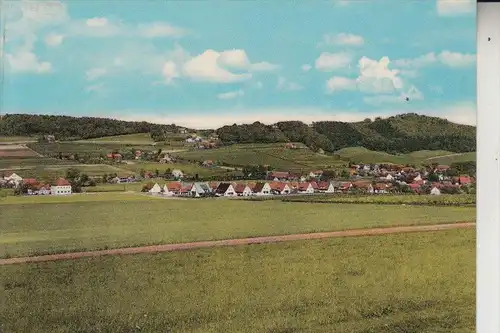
1 229 475 332
1 197 475 258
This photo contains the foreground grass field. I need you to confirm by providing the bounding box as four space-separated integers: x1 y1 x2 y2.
1 229 475 332
1 195 476 258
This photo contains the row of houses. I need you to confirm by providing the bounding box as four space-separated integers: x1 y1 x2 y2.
14 176 72 195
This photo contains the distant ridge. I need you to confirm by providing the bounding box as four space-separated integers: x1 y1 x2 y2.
0 113 476 154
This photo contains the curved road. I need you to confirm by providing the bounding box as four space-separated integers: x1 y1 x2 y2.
0 222 475 266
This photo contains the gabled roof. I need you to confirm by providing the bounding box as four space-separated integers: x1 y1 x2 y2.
23 178 38 185
234 184 250 193
54 178 71 186
269 171 290 178
252 182 267 193
192 182 211 193
317 181 331 190
216 182 232 194
167 182 182 191
298 182 312 191
270 181 288 191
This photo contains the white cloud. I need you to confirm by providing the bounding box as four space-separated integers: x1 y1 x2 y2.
277 77 303 91
137 22 187 38
438 51 475 67
4 0 69 73
217 90 244 100
436 0 475 16
86 17 108 27
85 83 104 93
112 102 476 129
357 56 404 94
182 49 252 83
161 61 180 84
6 52 52 73
44 33 64 46
315 52 352 71
217 49 279 72
363 86 424 106
85 67 107 81
394 51 475 68
301 64 312 72
320 33 364 47
326 76 357 93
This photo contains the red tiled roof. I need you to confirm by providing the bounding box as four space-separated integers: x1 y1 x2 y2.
270 181 288 191
167 182 182 191
459 176 471 184
23 178 38 185
270 171 290 178
55 178 71 186
234 184 249 193
317 181 330 190
298 182 311 191
310 181 318 189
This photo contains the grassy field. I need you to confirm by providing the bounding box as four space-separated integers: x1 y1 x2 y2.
277 194 476 206
1 195 475 258
76 133 155 144
1 229 475 332
121 161 242 178
334 147 462 165
0 136 36 143
425 152 476 165
173 144 346 171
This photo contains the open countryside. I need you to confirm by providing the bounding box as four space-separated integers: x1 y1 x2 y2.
0 0 477 331
0 113 477 332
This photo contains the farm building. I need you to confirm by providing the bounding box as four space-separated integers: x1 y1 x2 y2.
171 169 184 179
317 181 335 193
3 172 23 186
51 178 72 195
297 182 314 194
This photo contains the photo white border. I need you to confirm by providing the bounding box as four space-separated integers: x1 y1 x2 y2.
476 1 500 332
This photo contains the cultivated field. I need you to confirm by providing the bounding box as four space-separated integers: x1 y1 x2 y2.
1 194 476 258
0 136 36 143
1 229 475 332
277 194 476 206
0 144 41 158
173 144 346 171
333 147 465 165
76 133 155 144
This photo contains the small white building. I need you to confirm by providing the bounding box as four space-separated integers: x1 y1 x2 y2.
171 169 184 179
385 174 394 181
149 183 162 194
298 182 314 194
235 184 253 196
215 183 237 197
162 184 174 196
430 186 441 195
51 178 72 195
324 183 335 193
4 172 23 187
253 182 272 196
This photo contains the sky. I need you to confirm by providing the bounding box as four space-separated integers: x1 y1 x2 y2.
0 0 476 129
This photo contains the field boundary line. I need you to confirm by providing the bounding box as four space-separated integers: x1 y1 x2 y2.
0 222 475 266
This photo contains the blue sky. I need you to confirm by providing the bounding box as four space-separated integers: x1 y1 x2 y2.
1 0 476 128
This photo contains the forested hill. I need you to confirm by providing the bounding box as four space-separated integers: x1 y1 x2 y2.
0 114 184 141
216 113 476 154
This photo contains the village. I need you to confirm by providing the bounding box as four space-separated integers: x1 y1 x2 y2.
1 161 475 198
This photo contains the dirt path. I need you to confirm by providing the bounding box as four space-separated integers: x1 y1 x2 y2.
0 222 475 266
425 153 462 161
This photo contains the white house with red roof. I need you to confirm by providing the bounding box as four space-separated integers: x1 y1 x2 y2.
297 182 314 194
51 178 72 195
270 181 291 195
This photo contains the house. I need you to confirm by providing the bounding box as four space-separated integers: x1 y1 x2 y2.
149 183 162 194
268 171 290 181
51 178 72 195
3 172 23 186
234 184 253 196
338 182 352 193
317 181 335 193
458 175 472 185
162 184 174 196
202 160 214 168
215 183 237 197
384 174 394 181
166 182 182 195
252 182 272 196
106 153 122 160
171 169 184 179
310 181 319 192
374 183 389 194
308 170 323 178
408 183 421 193
270 182 291 195
430 186 441 195
297 182 314 194
190 182 212 197
185 138 195 143
284 143 297 149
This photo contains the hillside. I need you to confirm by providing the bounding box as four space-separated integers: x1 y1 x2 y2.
0 114 186 141
216 113 475 154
